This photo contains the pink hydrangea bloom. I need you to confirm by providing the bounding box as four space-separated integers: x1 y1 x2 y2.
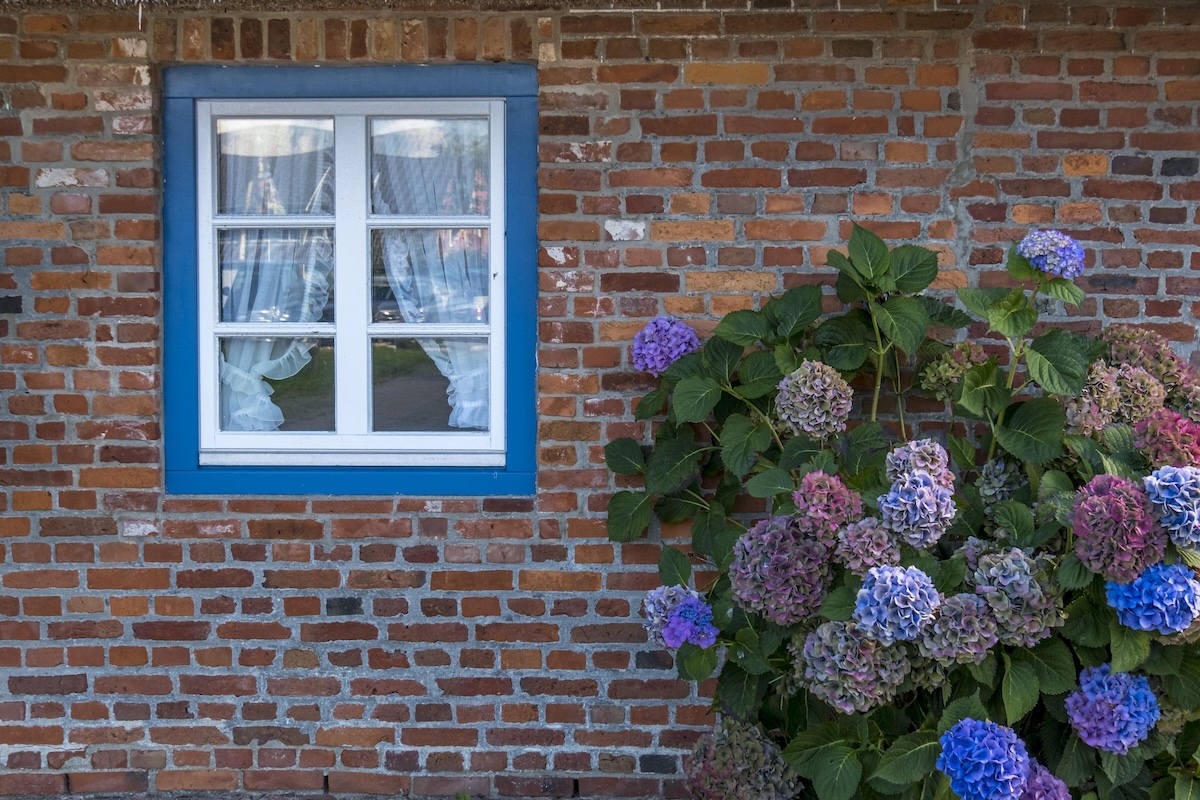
1072 474 1166 583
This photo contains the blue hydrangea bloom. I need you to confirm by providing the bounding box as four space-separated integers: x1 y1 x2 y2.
853 565 940 645
878 470 957 549
662 596 719 649
631 316 700 376
1106 563 1200 635
1144 465 1200 551
937 718 1030 800
644 585 714 648
1065 664 1160 754
1016 229 1086 280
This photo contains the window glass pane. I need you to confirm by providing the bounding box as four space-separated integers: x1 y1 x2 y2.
370 118 489 216
219 228 334 323
372 337 489 432
371 229 488 324
217 118 334 216
220 337 334 432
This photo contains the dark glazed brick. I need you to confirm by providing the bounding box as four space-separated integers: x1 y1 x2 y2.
1111 155 1153 175
325 597 364 616
1162 157 1200 177
634 650 673 670
211 17 235 59
639 754 678 774
0 296 21 314
832 39 873 58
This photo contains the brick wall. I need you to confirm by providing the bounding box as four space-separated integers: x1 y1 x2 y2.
1 0 1199 796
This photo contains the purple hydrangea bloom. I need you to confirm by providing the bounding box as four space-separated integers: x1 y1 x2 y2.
774 360 853 440
974 548 1064 647
936 718 1030 800
854 565 941 645
879 470 957 549
1073 474 1166 583
1106 563 1200 636
631 316 700 377
730 516 831 626
1020 761 1069 800
1066 664 1160 754
797 621 911 714
643 585 707 648
918 592 1000 666
1135 409 1200 469
1144 465 1200 551
685 718 802 800
887 439 954 488
1016 229 1086 280
835 518 901 576
662 596 720 649
792 470 862 547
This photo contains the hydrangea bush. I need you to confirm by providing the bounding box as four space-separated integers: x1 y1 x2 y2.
604 225 1200 800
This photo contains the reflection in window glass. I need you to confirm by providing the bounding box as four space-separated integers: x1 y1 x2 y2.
372 338 489 432
370 229 488 324
219 229 334 324
220 337 334 432
370 118 489 216
217 118 335 216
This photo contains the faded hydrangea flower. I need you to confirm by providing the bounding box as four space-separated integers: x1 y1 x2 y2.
1144 465 1200 551
796 621 911 714
792 470 862 547
835 518 901 576
1104 325 1192 405
887 439 954 488
1016 229 1086 279
879 470 957 549
920 341 989 402
1135 409 1200 469
1106 563 1200 636
974 548 1065 647
730 516 831 626
774 360 852 440
958 536 996 573
1065 361 1123 437
937 718 1030 800
631 316 700 377
853 565 940 645
685 717 802 800
1066 664 1160 755
1073 474 1166 583
1020 761 1069 800
917 592 1000 666
1115 364 1168 425
975 459 1027 535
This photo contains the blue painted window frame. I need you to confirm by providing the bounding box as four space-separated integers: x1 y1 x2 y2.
162 65 537 496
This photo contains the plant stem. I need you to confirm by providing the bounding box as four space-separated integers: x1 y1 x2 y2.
869 310 887 423
727 384 786 452
893 347 908 441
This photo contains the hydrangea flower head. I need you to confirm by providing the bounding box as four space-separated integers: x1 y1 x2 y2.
662 595 719 649
1066 664 1160 754
1144 465 1200 550
974 548 1064 647
921 341 989 402
1106 563 1200 635
1135 409 1200 469
1115 364 1167 425
835 517 901 576
918 592 1000 666
631 316 700 376
879 470 957 549
854 565 941 644
1073 474 1166 583
975 459 1028 535
1066 361 1122 437
730 516 831 626
774 360 852 440
685 718 802 800
936 718 1030 800
797 621 911 713
1016 229 1086 279
887 439 954 488
792 470 862 546
1104 325 1191 402
643 585 710 648
1020 761 1069 800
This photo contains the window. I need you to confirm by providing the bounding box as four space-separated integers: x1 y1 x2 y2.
163 66 536 495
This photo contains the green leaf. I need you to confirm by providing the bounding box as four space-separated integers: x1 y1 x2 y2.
807 746 863 800
658 546 692 588
1056 733 1096 788
1101 751 1143 789
987 289 1037 340
746 467 797 499
655 491 697 524
872 731 940 788
1178 776 1200 800
958 360 1011 417
920 295 975 329
848 223 891 282
1063 597 1110 648
1007 245 1036 282
661 351 705 386
873 296 930 355
774 284 824 339
1002 654 1040 723
1016 638 1077 695
818 583 859 621
1165 650 1200 708
957 287 1010 319
673 376 723 424
933 556 966 594
732 627 772 675
606 490 653 542
1027 329 1089 397
1043 277 1086 307
604 438 646 476
736 349 784 399
635 387 668 420
836 269 870 303
844 421 890 476
716 662 761 717
938 693 989 735
891 245 940 294
814 312 873 371
995 397 1065 466
677 642 718 681
967 652 997 688
714 309 771 347
720 414 771 479
948 435 977 472
782 723 845 772
644 438 704 495
692 507 739 569
703 335 744 383
992 501 1035 541
1056 553 1095 591
1110 620 1151 673
827 249 864 281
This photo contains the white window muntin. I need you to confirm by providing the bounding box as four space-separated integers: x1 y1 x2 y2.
196 98 507 467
